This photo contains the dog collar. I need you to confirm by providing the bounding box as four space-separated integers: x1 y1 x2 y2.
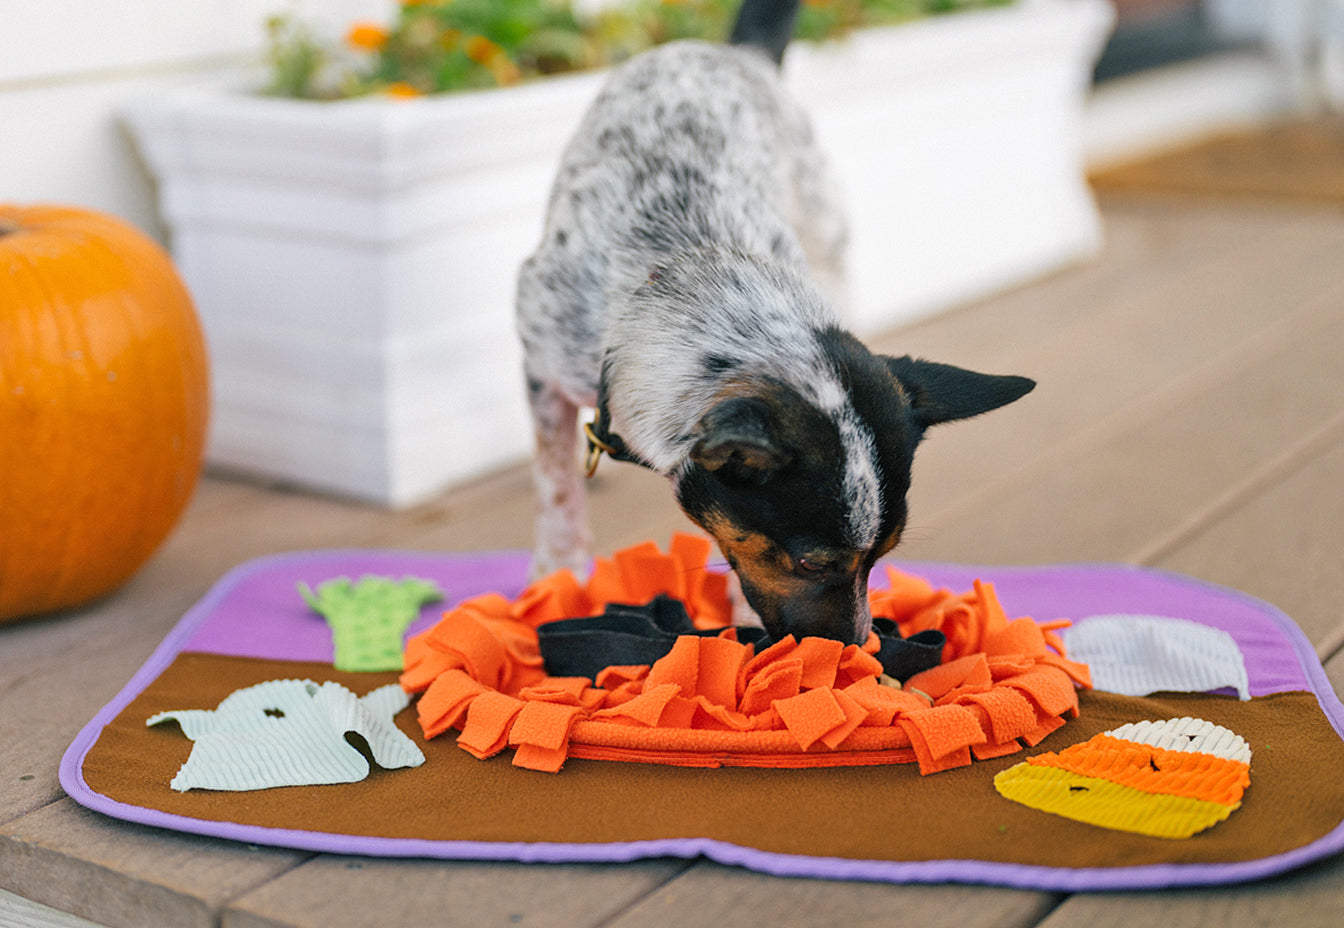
583 404 652 477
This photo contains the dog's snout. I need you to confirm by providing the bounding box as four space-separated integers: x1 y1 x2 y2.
769 577 873 646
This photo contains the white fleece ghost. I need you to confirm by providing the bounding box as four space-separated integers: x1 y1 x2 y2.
147 679 425 792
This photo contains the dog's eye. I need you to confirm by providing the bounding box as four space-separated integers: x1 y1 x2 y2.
795 556 830 576
793 552 857 581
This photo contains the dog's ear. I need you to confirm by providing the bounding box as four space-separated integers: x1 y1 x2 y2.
690 396 792 484
886 355 1035 430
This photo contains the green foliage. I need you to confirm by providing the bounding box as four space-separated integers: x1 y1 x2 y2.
266 0 1015 100
263 15 330 98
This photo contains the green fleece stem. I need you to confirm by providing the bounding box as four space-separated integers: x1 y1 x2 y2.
300 576 444 672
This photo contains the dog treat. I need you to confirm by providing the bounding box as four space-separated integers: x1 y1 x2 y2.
401 535 1090 773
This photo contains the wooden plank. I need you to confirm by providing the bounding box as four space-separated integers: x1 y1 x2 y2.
0 801 306 928
893 295 1344 566
1034 446 1344 926
872 200 1344 524
0 618 195 821
578 200 1344 928
0 485 423 918
373 199 1344 565
1032 382 1344 928
872 196 1312 366
3 195 1340 928
0 460 692 924
1032 854 1344 928
1153 432 1344 656
222 857 691 928
597 862 1061 928
0 582 226 821
1328 651 1344 713
1 887 109 928
0 481 398 822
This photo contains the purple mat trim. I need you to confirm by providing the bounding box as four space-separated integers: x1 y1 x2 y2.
60 550 1344 891
179 549 524 663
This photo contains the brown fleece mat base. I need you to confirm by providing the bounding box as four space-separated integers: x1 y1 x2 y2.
81 652 1344 869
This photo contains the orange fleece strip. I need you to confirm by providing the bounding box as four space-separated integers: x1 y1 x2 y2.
415 668 486 739
456 690 524 759
401 535 1090 773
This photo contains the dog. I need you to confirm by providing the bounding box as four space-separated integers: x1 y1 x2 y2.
516 0 1035 646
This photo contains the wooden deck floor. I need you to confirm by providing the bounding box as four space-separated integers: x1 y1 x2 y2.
3 190 1343 927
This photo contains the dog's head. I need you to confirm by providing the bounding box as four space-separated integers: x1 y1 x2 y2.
673 331 1033 645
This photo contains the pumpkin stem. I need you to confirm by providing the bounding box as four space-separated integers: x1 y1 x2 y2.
0 218 19 237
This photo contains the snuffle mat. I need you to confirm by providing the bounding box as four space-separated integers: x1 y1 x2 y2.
61 536 1344 890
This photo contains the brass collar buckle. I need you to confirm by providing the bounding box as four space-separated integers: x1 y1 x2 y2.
583 418 620 477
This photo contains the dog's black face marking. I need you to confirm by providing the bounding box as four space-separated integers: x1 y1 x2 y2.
884 355 1037 431
673 335 1035 646
701 353 740 377
673 364 914 645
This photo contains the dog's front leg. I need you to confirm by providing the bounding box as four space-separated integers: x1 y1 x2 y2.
527 379 594 580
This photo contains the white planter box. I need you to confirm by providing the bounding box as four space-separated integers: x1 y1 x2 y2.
126 0 1113 506
788 0 1114 332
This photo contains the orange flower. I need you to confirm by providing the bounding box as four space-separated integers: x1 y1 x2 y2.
489 56 522 86
346 22 389 52
385 82 422 99
464 34 501 65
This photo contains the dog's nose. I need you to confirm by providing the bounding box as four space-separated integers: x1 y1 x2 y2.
774 582 872 646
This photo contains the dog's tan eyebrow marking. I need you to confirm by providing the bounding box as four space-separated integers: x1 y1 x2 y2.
711 525 808 602
874 525 902 559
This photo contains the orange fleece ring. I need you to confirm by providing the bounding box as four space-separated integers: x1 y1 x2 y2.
401 535 1091 774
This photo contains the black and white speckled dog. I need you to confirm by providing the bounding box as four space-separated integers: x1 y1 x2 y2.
516 0 1035 646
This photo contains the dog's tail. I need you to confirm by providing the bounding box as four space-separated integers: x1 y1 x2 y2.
728 0 801 67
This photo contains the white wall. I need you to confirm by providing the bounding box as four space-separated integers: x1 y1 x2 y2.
0 0 393 238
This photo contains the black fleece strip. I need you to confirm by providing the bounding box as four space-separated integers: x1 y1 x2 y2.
537 594 945 682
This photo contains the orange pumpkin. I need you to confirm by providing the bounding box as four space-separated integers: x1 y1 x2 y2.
1 205 210 622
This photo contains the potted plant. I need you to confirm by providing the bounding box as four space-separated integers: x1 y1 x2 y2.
126 0 1113 506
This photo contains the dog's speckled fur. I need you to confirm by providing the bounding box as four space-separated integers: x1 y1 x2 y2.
517 9 1034 645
